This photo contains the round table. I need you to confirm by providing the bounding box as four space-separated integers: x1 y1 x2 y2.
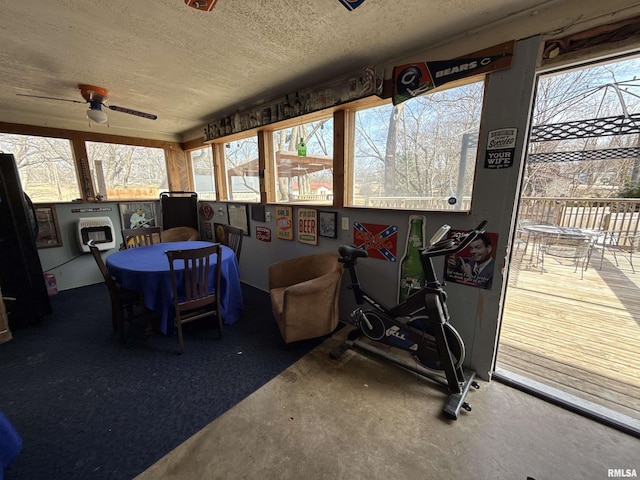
106 241 243 334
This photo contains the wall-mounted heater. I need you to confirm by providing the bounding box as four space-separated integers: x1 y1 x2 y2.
77 217 115 252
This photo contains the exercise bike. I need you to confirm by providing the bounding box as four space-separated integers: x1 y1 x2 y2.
330 221 487 420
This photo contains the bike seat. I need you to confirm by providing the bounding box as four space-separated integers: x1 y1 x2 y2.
339 245 369 260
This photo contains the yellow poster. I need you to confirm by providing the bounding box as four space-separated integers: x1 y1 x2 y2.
275 206 293 240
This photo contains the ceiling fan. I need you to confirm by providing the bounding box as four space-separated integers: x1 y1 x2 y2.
17 84 157 124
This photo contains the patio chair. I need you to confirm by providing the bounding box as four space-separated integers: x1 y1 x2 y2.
515 218 555 261
538 233 592 279
594 230 638 273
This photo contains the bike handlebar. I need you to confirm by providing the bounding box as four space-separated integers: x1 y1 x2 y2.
420 221 487 258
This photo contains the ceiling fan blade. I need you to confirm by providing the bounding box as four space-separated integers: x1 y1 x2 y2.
107 105 157 120
16 93 86 104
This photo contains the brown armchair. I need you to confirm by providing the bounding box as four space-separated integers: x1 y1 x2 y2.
268 252 344 344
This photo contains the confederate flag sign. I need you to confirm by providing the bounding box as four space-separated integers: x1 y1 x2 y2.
353 222 398 262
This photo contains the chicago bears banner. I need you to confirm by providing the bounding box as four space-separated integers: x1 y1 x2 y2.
338 0 367 11
392 40 514 105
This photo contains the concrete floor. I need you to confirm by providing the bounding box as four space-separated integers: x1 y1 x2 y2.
136 330 639 480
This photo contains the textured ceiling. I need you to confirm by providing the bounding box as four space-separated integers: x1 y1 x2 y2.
0 0 639 143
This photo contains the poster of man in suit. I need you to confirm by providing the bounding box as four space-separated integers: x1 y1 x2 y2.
444 231 498 290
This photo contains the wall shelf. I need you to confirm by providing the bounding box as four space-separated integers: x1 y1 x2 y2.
204 66 382 142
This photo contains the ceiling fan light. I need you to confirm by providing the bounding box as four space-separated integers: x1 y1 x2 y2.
87 107 108 124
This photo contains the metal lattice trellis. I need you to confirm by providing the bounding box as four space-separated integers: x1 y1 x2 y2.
530 113 640 142
528 146 640 163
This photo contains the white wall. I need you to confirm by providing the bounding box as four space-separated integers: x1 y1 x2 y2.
37 201 160 291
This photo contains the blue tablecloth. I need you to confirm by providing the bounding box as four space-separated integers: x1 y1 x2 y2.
106 241 243 334
0 409 21 479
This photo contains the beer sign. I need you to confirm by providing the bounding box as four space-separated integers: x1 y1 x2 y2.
297 208 318 245
275 206 293 240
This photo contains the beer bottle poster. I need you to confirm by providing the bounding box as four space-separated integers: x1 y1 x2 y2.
398 215 426 303
275 206 293 240
297 208 318 245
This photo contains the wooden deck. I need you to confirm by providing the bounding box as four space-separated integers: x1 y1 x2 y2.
497 243 640 420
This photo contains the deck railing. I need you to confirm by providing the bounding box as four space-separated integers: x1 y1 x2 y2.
356 196 472 210
520 197 640 236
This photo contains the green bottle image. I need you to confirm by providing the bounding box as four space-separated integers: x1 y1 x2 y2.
398 216 425 303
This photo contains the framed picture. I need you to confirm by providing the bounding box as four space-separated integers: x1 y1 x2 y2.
119 202 157 230
319 211 337 238
35 205 62 248
250 204 266 222
227 203 250 235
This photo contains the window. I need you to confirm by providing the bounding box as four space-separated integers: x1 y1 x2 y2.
0 133 80 202
224 136 260 203
271 118 334 205
86 142 168 200
350 80 485 211
189 147 216 200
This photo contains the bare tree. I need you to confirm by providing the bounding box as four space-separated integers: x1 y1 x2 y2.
353 80 483 205
0 133 78 201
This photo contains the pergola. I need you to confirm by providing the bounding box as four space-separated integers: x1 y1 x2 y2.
226 151 333 179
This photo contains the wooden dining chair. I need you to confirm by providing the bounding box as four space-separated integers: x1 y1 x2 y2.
165 244 223 354
121 227 162 249
87 240 150 342
220 224 243 262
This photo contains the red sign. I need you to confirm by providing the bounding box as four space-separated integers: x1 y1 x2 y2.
199 202 214 221
256 226 272 242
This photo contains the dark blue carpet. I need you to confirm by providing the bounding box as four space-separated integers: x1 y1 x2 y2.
0 283 324 480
